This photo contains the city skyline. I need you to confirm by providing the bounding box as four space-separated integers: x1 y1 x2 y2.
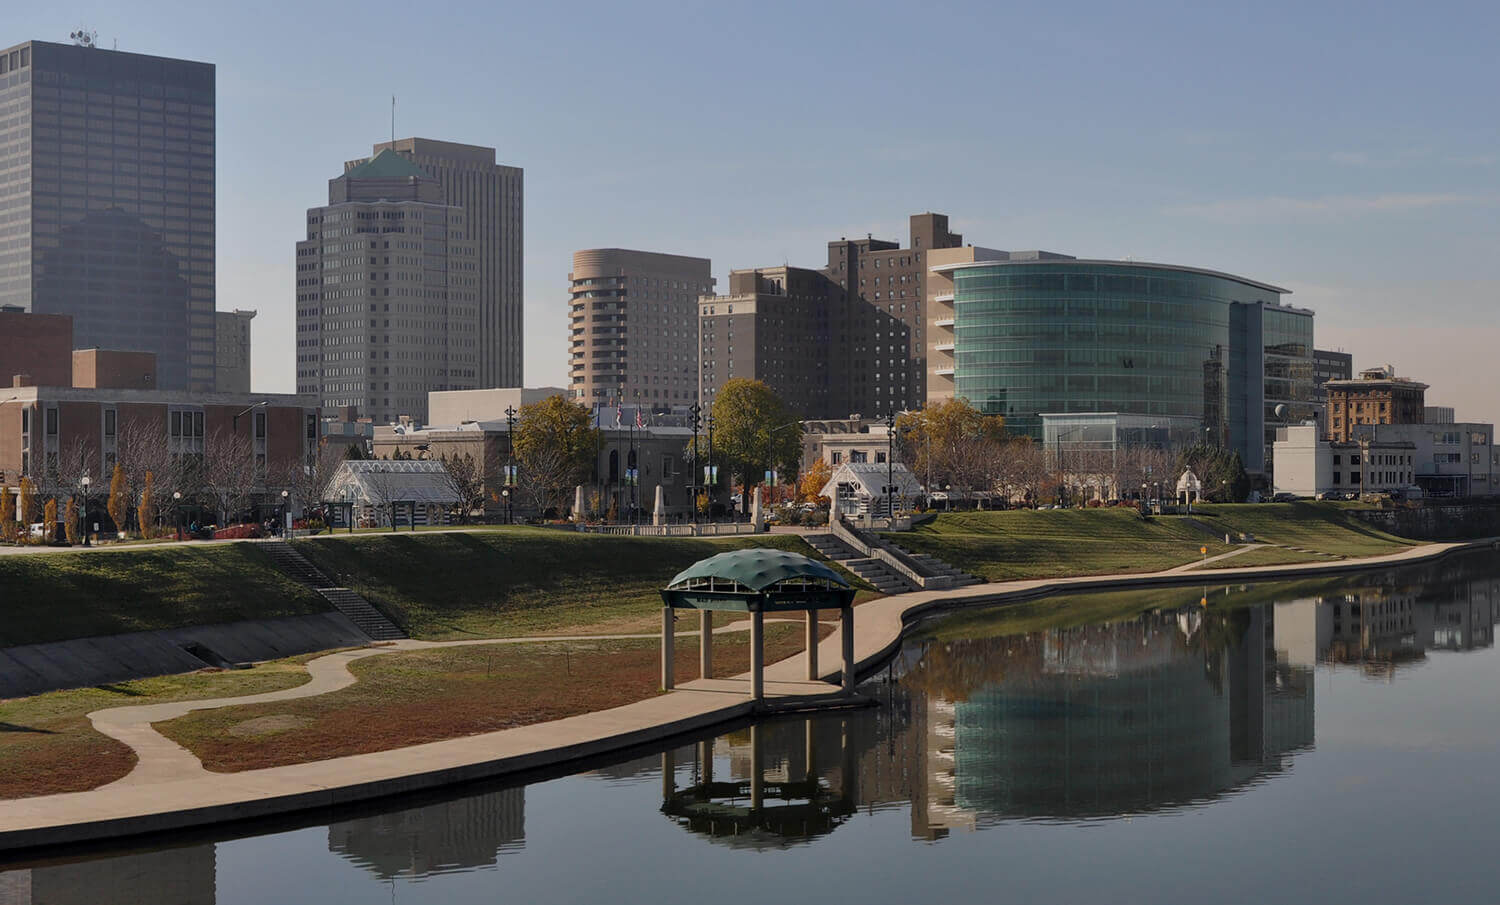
5 1 1496 424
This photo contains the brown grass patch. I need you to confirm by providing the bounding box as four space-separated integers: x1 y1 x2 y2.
158 621 832 772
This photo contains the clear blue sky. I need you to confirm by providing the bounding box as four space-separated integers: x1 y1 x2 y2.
14 0 1500 421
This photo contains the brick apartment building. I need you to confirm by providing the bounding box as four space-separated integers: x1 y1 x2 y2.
1 311 316 491
1324 366 1428 442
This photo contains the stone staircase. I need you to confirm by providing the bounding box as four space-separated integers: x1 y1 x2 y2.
805 533 918 595
891 549 984 588
258 540 407 641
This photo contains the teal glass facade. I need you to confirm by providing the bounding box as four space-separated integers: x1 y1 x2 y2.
949 261 1309 473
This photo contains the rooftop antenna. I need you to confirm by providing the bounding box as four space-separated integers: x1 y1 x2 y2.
390 96 396 150
68 28 97 48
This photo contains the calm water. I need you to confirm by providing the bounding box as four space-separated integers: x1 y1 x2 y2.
6 551 1500 904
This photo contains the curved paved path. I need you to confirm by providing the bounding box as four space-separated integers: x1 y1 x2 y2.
87 618 798 788
0 538 1490 853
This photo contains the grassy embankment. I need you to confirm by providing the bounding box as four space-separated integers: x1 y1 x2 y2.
890 502 1418 583
292 528 873 640
0 545 328 649
155 622 832 772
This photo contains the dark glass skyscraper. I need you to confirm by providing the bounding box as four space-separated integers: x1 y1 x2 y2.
0 39 215 391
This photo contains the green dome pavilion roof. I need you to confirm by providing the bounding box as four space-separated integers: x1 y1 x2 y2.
666 549 849 593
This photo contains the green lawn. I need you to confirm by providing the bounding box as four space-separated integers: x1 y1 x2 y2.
293 528 869 640
1188 546 1333 570
0 545 329 648
888 502 1419 583
1187 503 1416 557
889 508 1233 582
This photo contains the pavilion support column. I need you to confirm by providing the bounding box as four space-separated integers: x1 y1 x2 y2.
840 605 856 694
699 610 713 679
751 610 765 702
699 739 713 785
661 749 674 800
750 724 764 811
661 606 675 691
805 610 819 681
805 718 817 782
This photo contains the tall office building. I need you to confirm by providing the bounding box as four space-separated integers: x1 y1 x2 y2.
359 139 522 388
569 249 712 406
295 149 479 425
215 308 254 393
697 213 962 419
0 39 215 392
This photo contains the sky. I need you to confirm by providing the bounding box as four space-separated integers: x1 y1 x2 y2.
13 0 1500 422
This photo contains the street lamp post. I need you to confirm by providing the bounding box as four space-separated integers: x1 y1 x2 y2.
172 490 183 541
883 410 897 523
688 402 702 527
706 413 716 521
78 475 92 546
280 489 289 537
504 405 518 525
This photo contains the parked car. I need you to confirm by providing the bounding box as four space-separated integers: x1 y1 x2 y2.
1271 492 1299 503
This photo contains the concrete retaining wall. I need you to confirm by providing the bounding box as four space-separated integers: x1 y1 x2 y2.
1350 502 1500 540
0 614 370 698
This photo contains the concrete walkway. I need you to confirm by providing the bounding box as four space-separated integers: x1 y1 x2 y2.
1163 544 1267 573
0 537 1490 853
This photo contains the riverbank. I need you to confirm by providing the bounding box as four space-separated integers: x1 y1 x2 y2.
1 536 1489 855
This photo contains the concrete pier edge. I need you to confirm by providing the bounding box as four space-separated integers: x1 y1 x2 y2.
1 537 1492 855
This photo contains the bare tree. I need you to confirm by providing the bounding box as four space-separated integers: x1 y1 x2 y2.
517 443 575 516
116 417 172 530
282 442 345 525
438 452 487 523
201 428 256 526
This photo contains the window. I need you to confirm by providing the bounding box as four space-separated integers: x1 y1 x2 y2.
171 411 182 436
45 408 58 436
104 410 116 437
254 412 267 440
1332 454 1341 465
830 452 842 464
1332 473 1341 484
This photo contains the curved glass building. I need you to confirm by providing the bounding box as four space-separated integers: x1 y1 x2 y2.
927 254 1313 474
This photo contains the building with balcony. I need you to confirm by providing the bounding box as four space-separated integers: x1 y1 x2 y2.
569 249 712 406
927 255 1312 476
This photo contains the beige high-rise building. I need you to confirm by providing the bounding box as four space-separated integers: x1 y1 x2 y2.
296 149 479 425
215 308 255 393
365 138 524 389
569 249 713 406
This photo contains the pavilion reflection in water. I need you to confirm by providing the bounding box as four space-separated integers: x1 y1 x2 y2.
660 718 860 850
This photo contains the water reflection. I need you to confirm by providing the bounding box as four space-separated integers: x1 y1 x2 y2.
0 844 214 904
326 786 525 880
660 721 858 850
1274 560 1500 677
6 553 1500 899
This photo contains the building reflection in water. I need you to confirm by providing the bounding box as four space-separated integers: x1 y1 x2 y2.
326 786 525 880
0 844 215 905
1274 556 1500 679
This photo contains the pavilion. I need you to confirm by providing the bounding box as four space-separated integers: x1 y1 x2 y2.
659 549 859 701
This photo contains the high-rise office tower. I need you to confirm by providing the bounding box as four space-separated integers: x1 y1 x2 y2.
215 308 254 393
569 249 713 406
295 149 479 425
0 39 216 392
358 139 522 388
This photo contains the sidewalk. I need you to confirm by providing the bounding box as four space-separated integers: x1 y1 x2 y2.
0 536 1487 853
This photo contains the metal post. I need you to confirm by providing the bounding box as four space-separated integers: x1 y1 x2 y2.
706 414 715 521
661 749 674 801
661 606 675 690
751 609 764 702
699 609 712 679
750 724 764 811
689 403 702 528
805 610 819 680
840 604 855 694
885 409 896 522
505 405 517 525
